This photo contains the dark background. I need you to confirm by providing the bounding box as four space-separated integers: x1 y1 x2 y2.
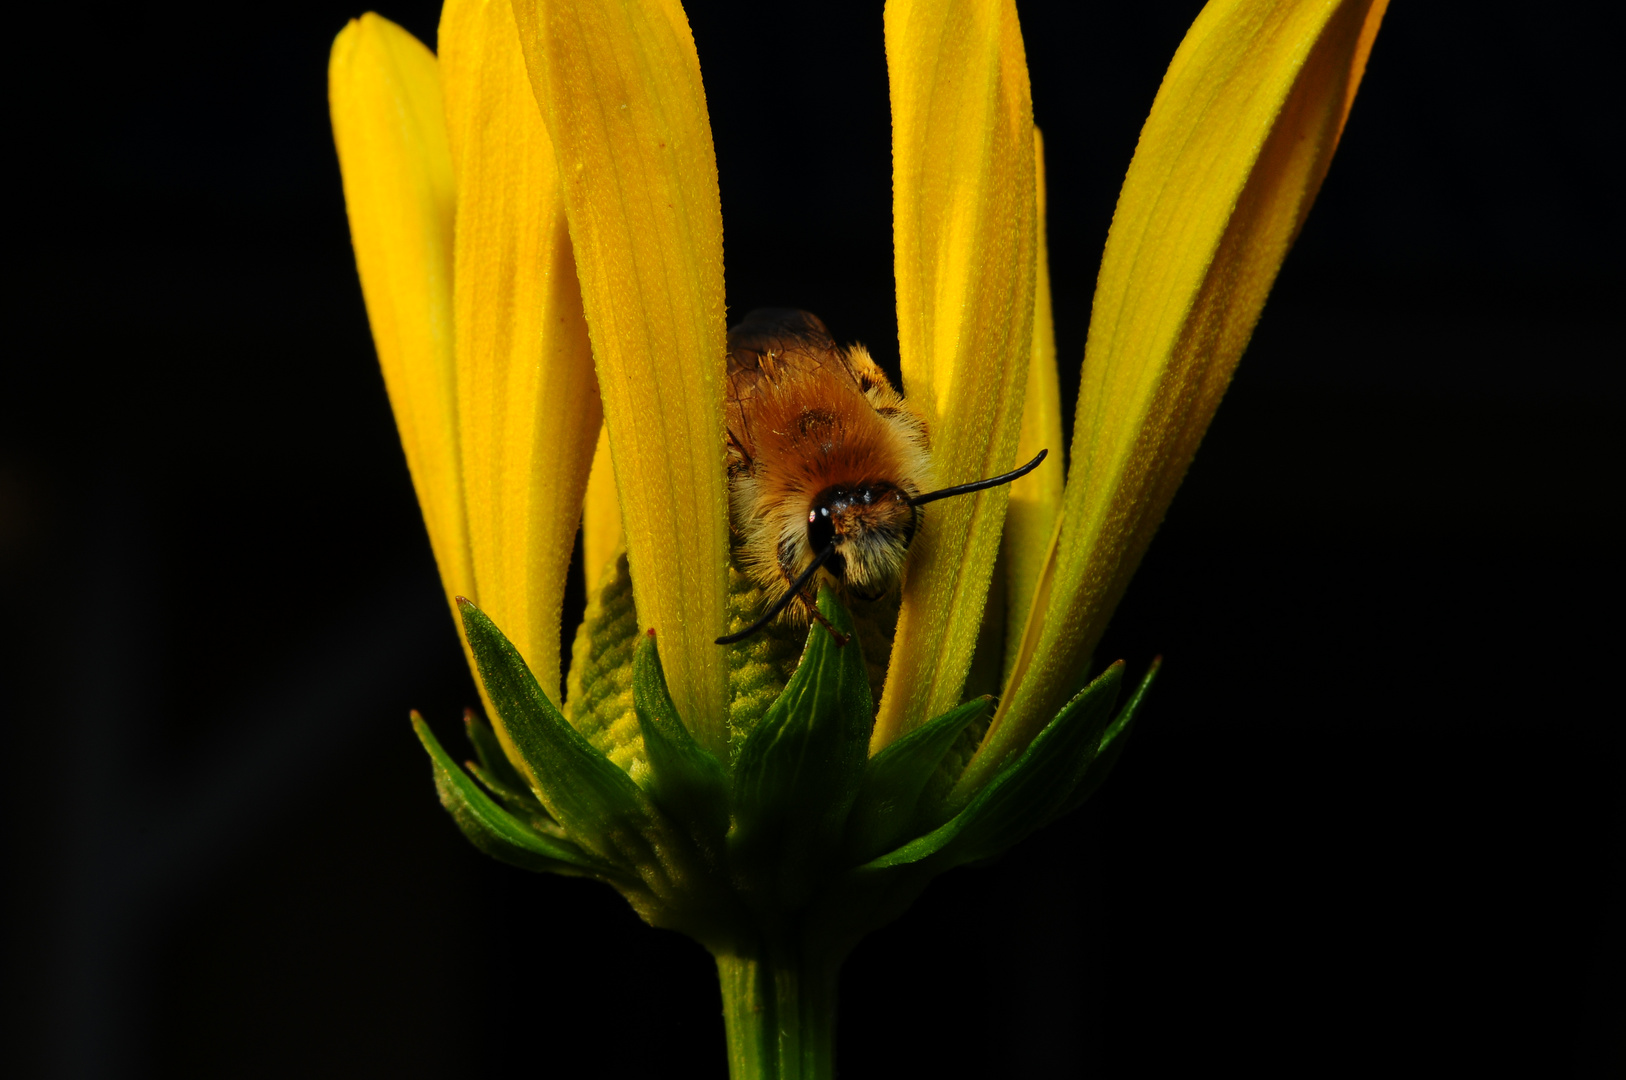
4 1 1619 1076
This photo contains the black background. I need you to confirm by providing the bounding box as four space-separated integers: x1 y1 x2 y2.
4 1 1620 1077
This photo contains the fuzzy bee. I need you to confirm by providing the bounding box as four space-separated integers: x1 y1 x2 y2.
718 308 1045 644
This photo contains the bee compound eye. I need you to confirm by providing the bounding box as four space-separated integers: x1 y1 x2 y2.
807 505 836 554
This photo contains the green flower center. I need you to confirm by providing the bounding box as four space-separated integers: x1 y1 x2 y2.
565 551 903 768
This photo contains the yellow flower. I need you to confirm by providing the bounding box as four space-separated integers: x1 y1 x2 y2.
331 0 1384 1072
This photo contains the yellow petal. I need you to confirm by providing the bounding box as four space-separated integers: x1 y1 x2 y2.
440 0 599 708
962 0 1389 797
1000 125 1065 682
329 15 473 611
871 0 1037 753
511 0 730 751
582 423 624 593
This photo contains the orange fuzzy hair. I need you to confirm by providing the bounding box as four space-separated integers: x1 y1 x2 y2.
724 310 932 615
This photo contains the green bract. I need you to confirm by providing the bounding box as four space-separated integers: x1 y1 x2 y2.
414 567 1156 957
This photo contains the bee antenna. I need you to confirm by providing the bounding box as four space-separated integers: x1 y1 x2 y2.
907 449 1049 508
715 540 839 645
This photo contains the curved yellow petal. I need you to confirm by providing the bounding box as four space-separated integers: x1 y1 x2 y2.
441 0 599 709
511 0 730 751
963 0 1389 796
582 423 624 593
1000 125 1065 682
872 0 1037 753
329 14 472 610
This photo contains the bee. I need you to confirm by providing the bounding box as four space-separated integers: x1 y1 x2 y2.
717 308 1046 645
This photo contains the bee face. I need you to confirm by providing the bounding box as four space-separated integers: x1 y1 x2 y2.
806 482 919 599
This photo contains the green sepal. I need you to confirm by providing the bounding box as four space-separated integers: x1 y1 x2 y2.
1045 656 1160 824
861 661 1126 873
458 707 561 826
461 759 567 835
461 706 529 792
730 587 873 902
632 630 731 847
458 598 659 870
843 696 993 864
410 711 609 877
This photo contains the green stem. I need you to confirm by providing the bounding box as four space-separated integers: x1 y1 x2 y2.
716 936 840 1080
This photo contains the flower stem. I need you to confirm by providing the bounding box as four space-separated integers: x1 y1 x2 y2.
716 936 840 1080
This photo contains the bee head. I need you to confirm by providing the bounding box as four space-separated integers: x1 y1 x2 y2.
718 450 1050 645
806 482 918 598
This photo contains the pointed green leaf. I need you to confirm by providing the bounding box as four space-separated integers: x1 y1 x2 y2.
463 706 531 793
844 696 993 864
411 711 609 877
462 758 565 834
861 662 1126 872
459 706 561 830
730 587 873 899
1046 656 1160 824
632 629 731 845
458 598 658 870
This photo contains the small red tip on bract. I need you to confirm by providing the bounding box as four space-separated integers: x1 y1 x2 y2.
409 709 425 721
647 627 657 638
454 595 473 608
